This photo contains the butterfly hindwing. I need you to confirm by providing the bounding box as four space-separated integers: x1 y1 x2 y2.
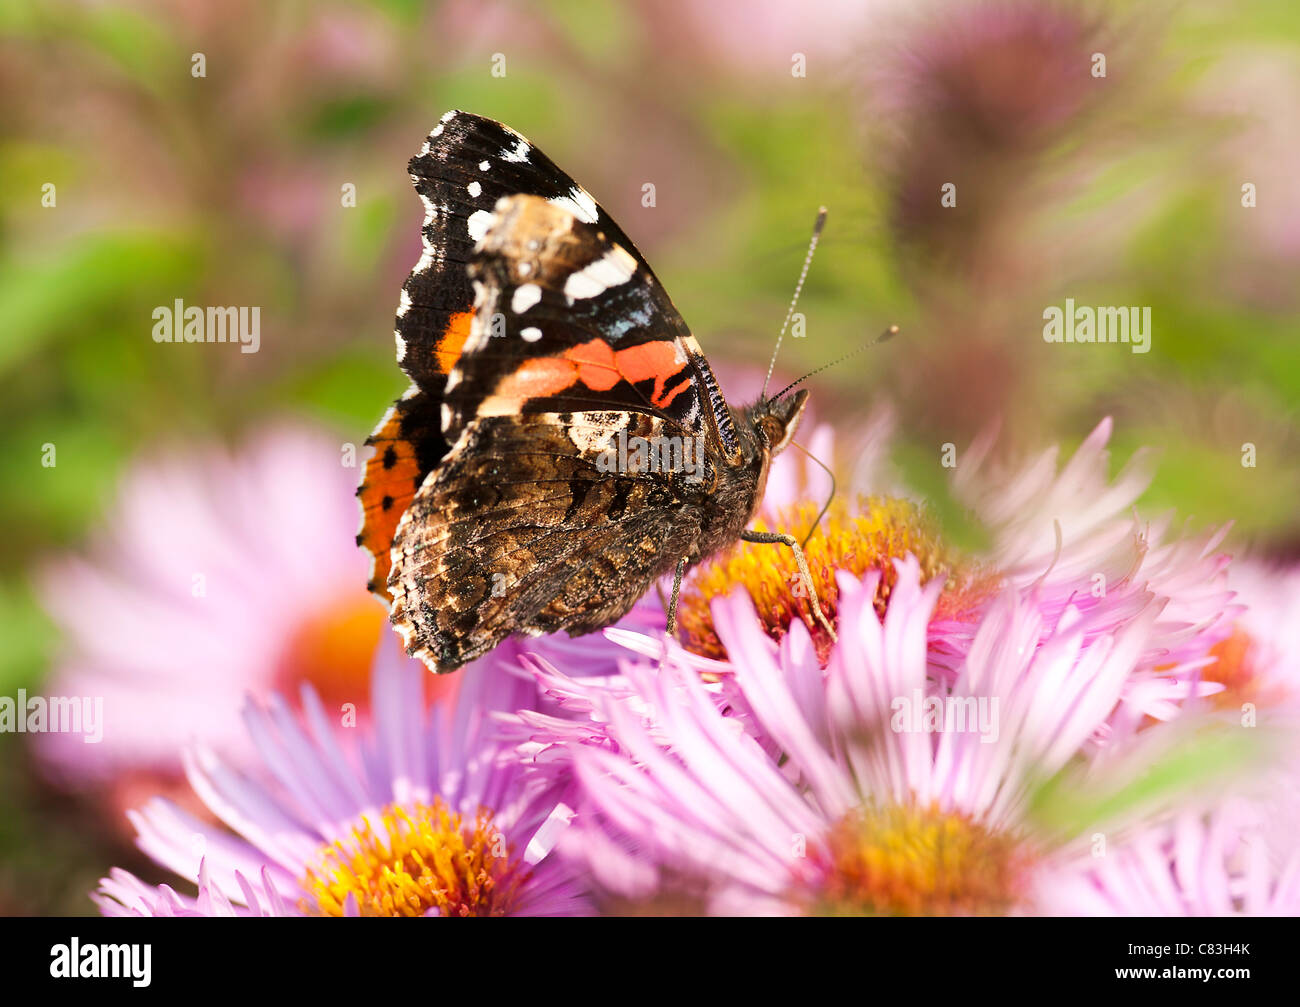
388 410 711 671
356 388 444 597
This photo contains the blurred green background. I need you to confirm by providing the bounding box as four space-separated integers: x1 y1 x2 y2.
1 0 1298 913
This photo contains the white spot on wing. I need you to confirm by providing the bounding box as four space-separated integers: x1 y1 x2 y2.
467 180 482 198
441 403 453 432
548 186 600 224
567 420 616 455
563 245 637 300
394 329 406 362
467 209 494 242
501 138 531 163
397 288 412 317
519 262 532 276
520 326 542 342
479 160 490 171
512 284 542 314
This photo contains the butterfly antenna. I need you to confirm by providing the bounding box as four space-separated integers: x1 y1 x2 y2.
772 324 901 402
761 206 828 402
789 439 838 550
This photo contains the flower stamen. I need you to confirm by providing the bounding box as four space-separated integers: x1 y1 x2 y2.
678 496 995 662
809 803 1030 916
301 799 527 917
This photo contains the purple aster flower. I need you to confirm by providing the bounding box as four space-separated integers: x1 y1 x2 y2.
514 558 1163 915
954 418 1238 723
94 636 588 917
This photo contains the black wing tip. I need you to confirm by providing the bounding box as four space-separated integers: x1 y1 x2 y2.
409 109 505 173
423 109 499 143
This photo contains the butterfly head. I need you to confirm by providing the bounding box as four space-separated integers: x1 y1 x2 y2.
747 388 809 457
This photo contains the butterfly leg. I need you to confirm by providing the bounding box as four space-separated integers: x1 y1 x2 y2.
665 556 688 637
740 530 837 642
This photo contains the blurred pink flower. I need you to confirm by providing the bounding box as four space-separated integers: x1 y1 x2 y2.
295 9 398 83
95 637 587 917
1037 800 1300 916
636 0 878 75
1206 559 1300 713
866 0 1114 273
34 424 437 798
871 1 1103 150
235 162 329 245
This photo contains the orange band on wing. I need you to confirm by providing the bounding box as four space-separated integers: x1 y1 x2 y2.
499 357 586 398
435 311 474 374
563 340 620 391
488 338 690 407
608 340 689 406
357 411 424 601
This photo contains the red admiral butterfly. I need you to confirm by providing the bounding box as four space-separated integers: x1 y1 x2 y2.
358 110 840 673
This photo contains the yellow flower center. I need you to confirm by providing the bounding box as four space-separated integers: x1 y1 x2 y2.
301 799 527 916
809 803 1029 916
678 496 994 663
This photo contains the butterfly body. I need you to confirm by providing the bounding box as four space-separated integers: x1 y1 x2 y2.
358 111 809 673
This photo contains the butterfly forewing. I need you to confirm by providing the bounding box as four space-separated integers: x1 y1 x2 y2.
361 110 653 603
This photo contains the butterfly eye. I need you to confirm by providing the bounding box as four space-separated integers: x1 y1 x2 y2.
758 391 807 454
757 414 784 450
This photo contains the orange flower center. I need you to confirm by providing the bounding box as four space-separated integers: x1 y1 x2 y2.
275 595 456 711
1203 625 1268 709
809 803 1029 916
301 799 528 917
677 496 995 663
275 595 384 710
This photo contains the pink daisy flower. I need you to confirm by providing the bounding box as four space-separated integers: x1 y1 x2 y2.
94 635 587 917
515 558 1163 915
953 418 1238 723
